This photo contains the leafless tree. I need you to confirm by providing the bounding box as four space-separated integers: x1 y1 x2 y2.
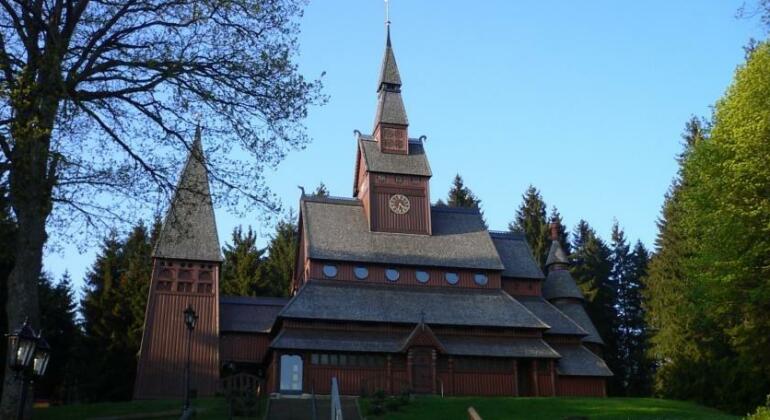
0 0 324 415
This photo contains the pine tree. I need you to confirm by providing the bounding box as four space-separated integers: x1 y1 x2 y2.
549 207 571 255
37 272 80 402
626 240 653 396
262 211 299 297
608 222 632 395
313 182 330 197
510 186 550 267
571 220 620 393
80 221 157 401
220 226 266 296
445 174 485 225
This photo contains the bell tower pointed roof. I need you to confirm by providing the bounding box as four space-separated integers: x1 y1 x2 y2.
374 24 408 129
153 125 222 261
378 26 402 88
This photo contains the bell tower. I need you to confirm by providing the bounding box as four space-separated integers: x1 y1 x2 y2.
373 26 409 154
134 126 222 399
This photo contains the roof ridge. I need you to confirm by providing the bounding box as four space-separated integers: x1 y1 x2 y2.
488 230 526 239
301 196 362 206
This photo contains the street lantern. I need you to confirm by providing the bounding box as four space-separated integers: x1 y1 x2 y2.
32 336 51 377
7 319 37 372
182 304 197 415
183 304 198 331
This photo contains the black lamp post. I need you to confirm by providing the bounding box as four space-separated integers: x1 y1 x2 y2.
6 319 50 420
183 304 198 414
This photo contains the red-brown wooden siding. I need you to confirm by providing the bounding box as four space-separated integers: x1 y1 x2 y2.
134 258 220 399
220 333 270 364
502 278 542 296
556 376 607 397
308 261 501 289
369 174 430 234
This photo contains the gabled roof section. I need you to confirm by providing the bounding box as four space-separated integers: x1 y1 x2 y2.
551 300 604 346
489 231 545 279
219 296 289 333
542 270 585 301
300 198 503 270
400 322 445 352
279 280 548 329
517 296 588 337
359 136 431 176
153 127 222 261
552 344 613 377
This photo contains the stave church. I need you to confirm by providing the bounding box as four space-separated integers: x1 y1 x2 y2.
133 24 612 400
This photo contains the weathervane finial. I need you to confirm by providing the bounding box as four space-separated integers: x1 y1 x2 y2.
385 0 390 28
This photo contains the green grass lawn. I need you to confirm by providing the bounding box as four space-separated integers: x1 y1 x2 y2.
361 396 738 420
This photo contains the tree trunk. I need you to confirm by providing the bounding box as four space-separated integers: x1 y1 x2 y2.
0 210 46 418
0 74 58 417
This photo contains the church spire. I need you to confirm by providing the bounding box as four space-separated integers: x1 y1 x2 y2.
153 125 222 262
373 19 409 153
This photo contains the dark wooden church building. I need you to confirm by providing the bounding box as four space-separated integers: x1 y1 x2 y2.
133 26 611 400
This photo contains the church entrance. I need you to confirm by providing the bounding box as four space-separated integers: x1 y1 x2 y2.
410 348 433 394
279 354 303 394
517 360 533 396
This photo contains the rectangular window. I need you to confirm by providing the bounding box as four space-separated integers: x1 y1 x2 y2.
311 354 319 365
329 354 338 366
320 354 328 365
339 354 348 366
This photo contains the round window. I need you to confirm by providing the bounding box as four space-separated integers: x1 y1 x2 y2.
474 273 488 286
323 265 338 278
416 271 430 284
385 269 400 282
445 272 459 285
354 266 369 280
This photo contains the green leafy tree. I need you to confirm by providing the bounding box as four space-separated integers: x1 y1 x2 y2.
0 1 324 413
647 42 770 413
221 226 267 296
510 185 550 266
262 212 299 297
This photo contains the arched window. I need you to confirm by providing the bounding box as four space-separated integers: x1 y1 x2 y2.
280 355 303 393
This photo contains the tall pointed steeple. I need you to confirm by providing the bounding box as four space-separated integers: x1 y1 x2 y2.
373 23 409 154
153 125 222 261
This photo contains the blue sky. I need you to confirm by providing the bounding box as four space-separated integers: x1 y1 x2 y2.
46 1 766 289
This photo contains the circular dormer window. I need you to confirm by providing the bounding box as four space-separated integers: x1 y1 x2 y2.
385 269 400 282
474 273 488 286
323 265 338 278
354 266 369 280
416 271 430 284
445 272 459 285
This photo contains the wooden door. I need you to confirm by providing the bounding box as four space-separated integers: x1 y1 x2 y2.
518 360 532 396
411 348 433 394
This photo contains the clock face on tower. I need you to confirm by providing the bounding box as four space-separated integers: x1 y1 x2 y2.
388 194 411 215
